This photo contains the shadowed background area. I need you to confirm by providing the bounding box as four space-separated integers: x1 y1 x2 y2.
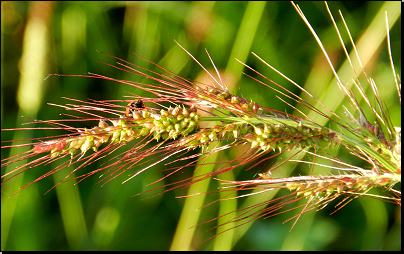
1 1 401 251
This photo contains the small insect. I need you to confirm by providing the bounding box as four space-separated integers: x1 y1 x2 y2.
125 99 146 118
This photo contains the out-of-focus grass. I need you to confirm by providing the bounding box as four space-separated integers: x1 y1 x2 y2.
1 1 400 251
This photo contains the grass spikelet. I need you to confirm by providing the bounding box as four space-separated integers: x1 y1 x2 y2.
1 1 400 251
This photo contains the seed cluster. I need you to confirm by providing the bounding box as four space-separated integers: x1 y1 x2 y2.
173 118 338 156
362 127 401 168
244 121 337 152
176 123 251 151
32 106 200 157
32 121 110 158
285 173 400 198
186 86 259 115
149 105 199 140
345 109 400 171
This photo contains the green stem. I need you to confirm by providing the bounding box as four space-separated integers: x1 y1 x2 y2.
170 143 219 250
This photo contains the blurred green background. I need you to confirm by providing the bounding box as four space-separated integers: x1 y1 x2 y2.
1 1 401 251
